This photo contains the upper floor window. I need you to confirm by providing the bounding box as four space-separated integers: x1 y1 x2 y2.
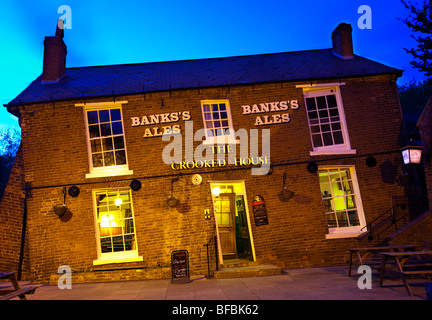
301 85 355 156
201 100 236 144
81 102 133 178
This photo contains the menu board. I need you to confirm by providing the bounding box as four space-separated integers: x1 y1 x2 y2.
171 250 190 283
252 195 269 226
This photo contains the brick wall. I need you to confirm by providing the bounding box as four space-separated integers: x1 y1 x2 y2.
10 74 419 283
0 146 29 278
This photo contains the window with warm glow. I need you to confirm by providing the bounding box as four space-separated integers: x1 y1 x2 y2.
318 167 366 237
93 189 139 261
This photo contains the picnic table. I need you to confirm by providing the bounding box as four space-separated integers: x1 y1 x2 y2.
0 271 41 300
347 245 417 276
378 250 432 296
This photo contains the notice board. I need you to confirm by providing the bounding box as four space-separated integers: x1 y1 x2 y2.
252 195 269 226
171 250 190 284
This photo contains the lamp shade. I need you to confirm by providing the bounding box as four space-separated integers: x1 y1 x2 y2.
401 140 423 165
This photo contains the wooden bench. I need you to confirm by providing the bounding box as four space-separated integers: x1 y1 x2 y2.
379 251 432 296
0 285 41 300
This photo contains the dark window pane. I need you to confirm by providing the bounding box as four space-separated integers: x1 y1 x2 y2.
220 112 228 119
204 113 212 120
321 124 331 132
221 120 229 127
212 104 219 111
205 122 213 129
89 124 100 138
203 104 210 112
319 110 329 118
333 131 344 144
110 109 121 121
214 121 221 128
91 139 102 153
213 112 220 120
102 137 113 151
92 153 103 167
312 134 323 147
317 96 327 109
100 123 111 136
115 150 127 165
306 98 316 111
329 108 339 116
114 136 125 149
87 111 98 124
219 103 226 111
331 123 341 131
104 152 115 166
310 125 320 133
323 132 333 146
112 122 123 135
99 110 110 123
308 111 318 119
327 95 337 108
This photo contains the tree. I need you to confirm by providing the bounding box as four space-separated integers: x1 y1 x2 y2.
0 128 21 201
400 0 432 80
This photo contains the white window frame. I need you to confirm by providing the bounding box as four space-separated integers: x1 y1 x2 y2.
92 188 142 265
200 99 238 145
299 84 356 156
78 101 133 179
317 166 366 239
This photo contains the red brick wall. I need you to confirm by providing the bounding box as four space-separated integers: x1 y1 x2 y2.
0 146 29 278
12 74 418 282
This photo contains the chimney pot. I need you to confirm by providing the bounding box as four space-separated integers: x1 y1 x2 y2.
332 23 354 60
42 19 67 83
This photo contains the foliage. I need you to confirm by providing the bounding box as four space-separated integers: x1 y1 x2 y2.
0 128 21 200
400 0 432 80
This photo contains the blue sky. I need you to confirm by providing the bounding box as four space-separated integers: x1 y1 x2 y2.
0 0 427 132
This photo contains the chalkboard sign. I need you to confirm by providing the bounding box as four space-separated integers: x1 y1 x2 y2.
171 250 190 284
252 195 269 226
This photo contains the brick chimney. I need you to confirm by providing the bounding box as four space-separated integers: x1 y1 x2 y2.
331 23 354 59
42 19 67 83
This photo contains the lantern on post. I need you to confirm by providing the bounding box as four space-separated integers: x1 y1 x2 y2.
401 139 423 165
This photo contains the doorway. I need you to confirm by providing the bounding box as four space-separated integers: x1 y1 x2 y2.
211 182 254 264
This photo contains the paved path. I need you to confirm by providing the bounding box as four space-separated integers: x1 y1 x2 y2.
16 266 429 300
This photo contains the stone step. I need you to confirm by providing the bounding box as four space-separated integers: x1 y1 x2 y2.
214 264 281 278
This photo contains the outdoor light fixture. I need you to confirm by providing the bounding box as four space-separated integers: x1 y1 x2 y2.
115 193 123 206
212 186 221 197
401 139 423 165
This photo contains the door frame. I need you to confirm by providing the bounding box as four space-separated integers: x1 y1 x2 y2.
209 181 256 265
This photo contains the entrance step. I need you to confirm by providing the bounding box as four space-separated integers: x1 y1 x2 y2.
214 264 281 278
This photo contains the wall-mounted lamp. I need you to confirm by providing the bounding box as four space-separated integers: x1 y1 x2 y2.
212 186 221 197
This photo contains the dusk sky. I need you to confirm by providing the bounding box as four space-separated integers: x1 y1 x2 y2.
0 0 427 132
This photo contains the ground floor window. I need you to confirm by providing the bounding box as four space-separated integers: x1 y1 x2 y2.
318 166 365 237
93 188 141 264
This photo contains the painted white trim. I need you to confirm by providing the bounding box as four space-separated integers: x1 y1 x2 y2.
296 82 346 88
76 100 128 107
310 149 357 156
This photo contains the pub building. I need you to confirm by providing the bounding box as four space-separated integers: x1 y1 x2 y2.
1 21 431 284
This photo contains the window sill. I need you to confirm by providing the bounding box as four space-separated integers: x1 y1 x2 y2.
202 138 240 145
310 149 357 156
86 167 133 179
93 255 143 266
325 230 365 239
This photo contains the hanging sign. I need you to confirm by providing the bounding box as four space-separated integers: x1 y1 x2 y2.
171 250 190 284
252 195 269 226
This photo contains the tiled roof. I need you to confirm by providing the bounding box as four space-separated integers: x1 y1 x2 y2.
6 49 401 106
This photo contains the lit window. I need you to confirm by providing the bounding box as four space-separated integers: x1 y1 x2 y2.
318 167 365 237
303 87 355 155
201 100 236 143
93 189 141 264
83 104 133 178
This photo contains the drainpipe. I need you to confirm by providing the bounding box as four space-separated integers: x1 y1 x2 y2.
17 183 31 280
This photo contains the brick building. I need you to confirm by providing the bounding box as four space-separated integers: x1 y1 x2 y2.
1 22 427 283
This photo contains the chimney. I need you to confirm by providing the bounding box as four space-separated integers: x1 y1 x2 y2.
331 23 354 59
42 19 67 83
